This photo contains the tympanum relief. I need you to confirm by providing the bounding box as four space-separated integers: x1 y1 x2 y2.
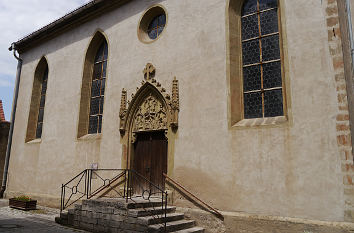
133 94 167 133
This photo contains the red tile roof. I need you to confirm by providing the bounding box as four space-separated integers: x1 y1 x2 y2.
0 100 5 122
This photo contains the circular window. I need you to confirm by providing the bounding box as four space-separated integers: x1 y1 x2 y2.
138 5 167 43
147 14 166 40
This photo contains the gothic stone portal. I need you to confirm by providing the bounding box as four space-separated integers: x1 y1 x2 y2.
119 63 179 195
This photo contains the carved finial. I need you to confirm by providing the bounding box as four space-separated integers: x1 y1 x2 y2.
119 89 127 135
119 89 127 119
172 77 179 111
170 77 179 130
143 63 155 81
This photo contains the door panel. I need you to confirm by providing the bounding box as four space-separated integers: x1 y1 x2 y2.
133 131 167 196
133 133 151 194
150 133 167 193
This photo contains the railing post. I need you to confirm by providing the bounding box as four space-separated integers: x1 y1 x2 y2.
165 191 168 232
84 170 87 199
60 184 63 213
86 169 90 199
129 170 133 199
126 170 130 203
63 185 66 211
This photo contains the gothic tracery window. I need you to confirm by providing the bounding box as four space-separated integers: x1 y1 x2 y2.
88 41 108 134
242 0 284 119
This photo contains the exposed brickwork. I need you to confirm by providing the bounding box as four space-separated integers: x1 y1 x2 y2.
0 122 10 186
325 0 354 222
0 100 5 122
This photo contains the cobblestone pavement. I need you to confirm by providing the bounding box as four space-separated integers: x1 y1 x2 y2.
0 204 87 233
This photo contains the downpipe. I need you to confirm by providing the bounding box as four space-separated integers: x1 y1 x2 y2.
345 0 354 70
0 43 23 198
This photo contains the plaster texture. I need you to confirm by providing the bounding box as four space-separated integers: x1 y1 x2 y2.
5 0 351 224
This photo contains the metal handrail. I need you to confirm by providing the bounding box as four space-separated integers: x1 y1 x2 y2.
88 170 126 199
163 173 223 218
60 169 168 232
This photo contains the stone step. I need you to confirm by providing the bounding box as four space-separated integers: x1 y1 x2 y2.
60 212 68 220
138 212 185 225
129 206 176 217
148 219 195 233
172 227 205 233
81 197 163 210
126 197 164 209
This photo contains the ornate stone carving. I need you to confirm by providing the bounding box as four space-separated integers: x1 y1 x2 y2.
133 94 167 133
119 89 127 134
119 63 179 137
171 77 179 129
143 63 155 81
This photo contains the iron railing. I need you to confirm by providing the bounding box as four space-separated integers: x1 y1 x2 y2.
163 173 223 219
60 169 168 231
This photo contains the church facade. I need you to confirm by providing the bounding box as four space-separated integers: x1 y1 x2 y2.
5 0 354 228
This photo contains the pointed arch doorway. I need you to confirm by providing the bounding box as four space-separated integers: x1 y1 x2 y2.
119 63 179 195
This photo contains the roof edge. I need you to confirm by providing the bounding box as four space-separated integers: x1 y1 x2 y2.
10 0 129 53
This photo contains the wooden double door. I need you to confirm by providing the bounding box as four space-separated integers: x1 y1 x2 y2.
133 131 167 195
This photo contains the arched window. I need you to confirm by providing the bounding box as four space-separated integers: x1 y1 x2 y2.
36 65 48 138
88 41 108 134
241 0 284 119
77 31 109 138
26 57 49 142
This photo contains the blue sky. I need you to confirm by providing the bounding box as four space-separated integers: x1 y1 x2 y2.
0 0 91 120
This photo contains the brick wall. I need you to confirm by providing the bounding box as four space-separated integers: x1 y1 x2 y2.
0 100 5 122
0 122 9 185
326 0 354 222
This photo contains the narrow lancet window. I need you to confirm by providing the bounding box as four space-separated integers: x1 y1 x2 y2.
88 41 108 134
242 0 284 119
36 65 48 138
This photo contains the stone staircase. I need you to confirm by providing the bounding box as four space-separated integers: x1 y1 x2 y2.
56 197 204 233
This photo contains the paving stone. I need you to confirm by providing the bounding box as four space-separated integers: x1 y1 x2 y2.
0 205 88 232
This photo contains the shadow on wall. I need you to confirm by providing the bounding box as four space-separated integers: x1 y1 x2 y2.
169 166 238 213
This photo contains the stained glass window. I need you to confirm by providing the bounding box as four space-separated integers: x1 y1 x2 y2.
36 66 48 138
242 0 284 119
89 41 108 134
147 14 166 40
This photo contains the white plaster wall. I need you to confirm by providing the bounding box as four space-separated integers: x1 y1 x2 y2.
7 0 345 222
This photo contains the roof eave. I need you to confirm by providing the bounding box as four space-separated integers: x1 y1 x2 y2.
10 0 129 53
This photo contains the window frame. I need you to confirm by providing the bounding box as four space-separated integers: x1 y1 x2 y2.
35 66 48 138
25 57 49 142
227 0 290 128
241 0 286 120
88 41 108 135
77 31 109 139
